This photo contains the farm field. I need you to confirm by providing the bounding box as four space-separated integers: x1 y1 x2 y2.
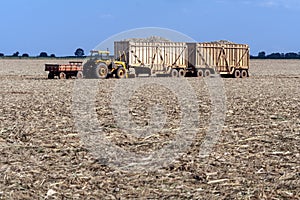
0 58 299 199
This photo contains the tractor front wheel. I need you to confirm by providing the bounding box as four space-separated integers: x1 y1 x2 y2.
116 67 126 79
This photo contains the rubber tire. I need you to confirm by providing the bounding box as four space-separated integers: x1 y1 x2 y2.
95 63 108 79
59 72 66 79
204 69 210 77
48 73 54 79
83 66 91 78
116 67 126 79
178 69 186 78
234 70 241 78
83 60 96 79
170 69 179 77
196 69 204 77
76 71 83 79
241 70 248 78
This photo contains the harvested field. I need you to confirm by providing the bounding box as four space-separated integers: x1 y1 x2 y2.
0 58 299 199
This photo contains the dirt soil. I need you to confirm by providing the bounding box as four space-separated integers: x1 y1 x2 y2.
0 58 299 199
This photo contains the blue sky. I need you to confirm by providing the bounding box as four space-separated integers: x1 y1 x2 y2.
0 0 299 56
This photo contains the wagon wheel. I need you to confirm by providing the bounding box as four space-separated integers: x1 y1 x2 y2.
178 69 186 78
59 72 66 79
95 63 108 79
170 69 179 77
241 70 248 78
234 70 241 78
116 67 126 79
48 72 54 79
76 71 83 79
196 69 204 77
204 69 211 77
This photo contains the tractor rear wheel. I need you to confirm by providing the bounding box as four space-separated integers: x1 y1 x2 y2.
116 67 126 79
83 60 96 78
83 66 91 78
95 63 108 79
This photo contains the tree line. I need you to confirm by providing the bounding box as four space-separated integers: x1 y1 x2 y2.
1 48 300 59
0 48 85 58
251 51 300 59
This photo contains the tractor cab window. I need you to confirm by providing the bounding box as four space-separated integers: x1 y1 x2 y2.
90 50 110 60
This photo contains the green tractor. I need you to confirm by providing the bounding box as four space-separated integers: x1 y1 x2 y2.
83 50 127 79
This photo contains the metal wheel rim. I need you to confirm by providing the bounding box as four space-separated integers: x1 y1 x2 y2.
99 68 107 76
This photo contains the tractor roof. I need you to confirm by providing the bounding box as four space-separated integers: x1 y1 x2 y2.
90 50 110 55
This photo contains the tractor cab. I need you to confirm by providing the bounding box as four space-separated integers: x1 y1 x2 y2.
90 50 111 61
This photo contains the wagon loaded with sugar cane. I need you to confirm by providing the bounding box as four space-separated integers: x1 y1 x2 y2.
187 41 250 78
114 40 249 78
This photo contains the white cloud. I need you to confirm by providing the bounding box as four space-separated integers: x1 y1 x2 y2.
217 0 300 9
99 14 113 19
258 0 300 9
259 0 279 7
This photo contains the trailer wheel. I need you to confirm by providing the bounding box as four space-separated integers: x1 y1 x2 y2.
170 69 179 77
234 70 241 78
178 69 186 78
59 72 66 79
77 71 83 79
48 72 54 79
95 63 108 79
241 70 248 78
116 67 126 79
204 69 211 77
196 69 204 77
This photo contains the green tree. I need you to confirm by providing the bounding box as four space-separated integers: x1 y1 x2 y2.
258 51 266 58
39 52 48 57
74 48 84 57
12 51 19 57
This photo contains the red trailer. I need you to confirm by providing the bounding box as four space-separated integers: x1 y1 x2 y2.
45 61 83 79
